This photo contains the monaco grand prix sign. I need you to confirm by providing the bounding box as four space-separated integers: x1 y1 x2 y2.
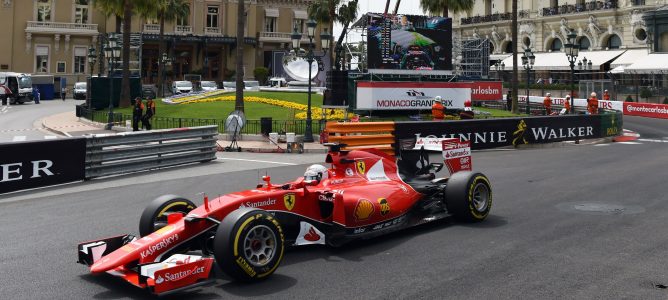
356 82 471 110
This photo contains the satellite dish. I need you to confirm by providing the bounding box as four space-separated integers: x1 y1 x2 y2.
224 110 246 152
283 50 318 81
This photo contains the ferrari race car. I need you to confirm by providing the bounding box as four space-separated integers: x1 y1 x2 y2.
77 140 492 295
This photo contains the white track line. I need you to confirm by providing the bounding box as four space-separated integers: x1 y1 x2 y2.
217 157 297 165
12 136 26 141
44 135 58 140
616 141 643 145
638 138 667 143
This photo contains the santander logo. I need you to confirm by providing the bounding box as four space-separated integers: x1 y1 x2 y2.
304 227 321 242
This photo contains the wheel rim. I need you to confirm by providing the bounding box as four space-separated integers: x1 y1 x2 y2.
243 225 277 267
472 182 490 212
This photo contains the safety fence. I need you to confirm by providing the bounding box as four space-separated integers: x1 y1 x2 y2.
324 110 623 156
76 105 324 135
1 126 218 194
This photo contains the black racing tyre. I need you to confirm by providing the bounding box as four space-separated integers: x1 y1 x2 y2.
445 171 492 222
213 207 285 282
138 195 196 237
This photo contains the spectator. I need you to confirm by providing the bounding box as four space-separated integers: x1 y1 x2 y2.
543 93 552 115
587 92 599 114
132 97 144 131
61 87 66 101
33 87 40 104
459 99 474 119
603 89 610 100
563 94 571 114
142 97 156 130
0 84 10 106
431 96 445 121
506 90 512 111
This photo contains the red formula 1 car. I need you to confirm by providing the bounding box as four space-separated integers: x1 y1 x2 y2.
77 141 492 295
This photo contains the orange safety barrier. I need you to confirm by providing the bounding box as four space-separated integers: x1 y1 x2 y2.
324 121 396 156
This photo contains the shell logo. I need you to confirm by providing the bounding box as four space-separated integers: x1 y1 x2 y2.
354 199 374 221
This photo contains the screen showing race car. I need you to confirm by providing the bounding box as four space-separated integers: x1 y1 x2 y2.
366 13 453 71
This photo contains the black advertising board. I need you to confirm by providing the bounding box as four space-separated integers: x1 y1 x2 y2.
395 115 603 150
0 138 86 194
367 14 453 70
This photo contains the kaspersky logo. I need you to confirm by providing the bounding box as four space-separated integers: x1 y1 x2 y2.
140 234 179 259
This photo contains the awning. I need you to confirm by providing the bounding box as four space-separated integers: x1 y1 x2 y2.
489 54 511 61
265 8 279 17
500 50 624 71
610 49 649 68
293 9 307 19
625 53 668 73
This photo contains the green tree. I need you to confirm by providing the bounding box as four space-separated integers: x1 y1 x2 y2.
308 0 338 71
419 0 475 18
135 0 190 98
334 0 358 71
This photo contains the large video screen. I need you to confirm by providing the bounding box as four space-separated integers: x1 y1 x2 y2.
367 14 452 71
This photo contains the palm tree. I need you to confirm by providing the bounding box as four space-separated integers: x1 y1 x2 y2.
419 0 474 19
119 0 133 108
94 0 123 33
308 0 338 71
309 0 359 71
136 0 190 98
235 0 246 112
334 0 358 71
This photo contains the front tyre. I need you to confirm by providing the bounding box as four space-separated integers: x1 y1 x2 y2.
445 171 492 222
138 195 196 237
214 208 285 282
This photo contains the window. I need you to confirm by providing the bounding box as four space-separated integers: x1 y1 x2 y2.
73 47 87 73
264 17 277 32
35 45 49 73
56 61 66 73
293 19 305 33
578 37 591 50
606 34 622 49
36 0 51 22
177 15 189 26
74 0 89 24
206 6 219 28
550 38 563 51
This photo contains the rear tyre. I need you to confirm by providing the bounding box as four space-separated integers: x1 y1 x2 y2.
213 208 284 282
445 171 492 222
138 195 196 237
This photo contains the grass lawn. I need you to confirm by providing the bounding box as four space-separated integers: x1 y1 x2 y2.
115 92 324 120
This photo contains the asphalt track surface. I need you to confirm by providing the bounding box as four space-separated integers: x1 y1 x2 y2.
1 116 668 299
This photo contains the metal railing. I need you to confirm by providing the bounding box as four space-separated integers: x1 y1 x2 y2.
175 25 192 34
205 27 221 35
76 105 325 135
85 125 218 179
541 1 617 17
143 24 160 33
26 21 98 33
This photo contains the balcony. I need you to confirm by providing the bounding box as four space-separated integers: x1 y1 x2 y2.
541 1 617 17
175 25 192 35
25 21 98 35
259 31 310 43
204 27 221 36
460 10 530 26
143 24 160 33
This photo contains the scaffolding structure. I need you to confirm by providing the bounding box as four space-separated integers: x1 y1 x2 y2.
453 37 490 80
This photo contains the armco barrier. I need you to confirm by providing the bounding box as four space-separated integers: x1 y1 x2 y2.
1 126 218 194
325 111 623 153
325 121 396 155
85 126 218 178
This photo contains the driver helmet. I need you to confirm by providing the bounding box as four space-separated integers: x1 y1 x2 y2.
434 96 442 103
304 164 328 183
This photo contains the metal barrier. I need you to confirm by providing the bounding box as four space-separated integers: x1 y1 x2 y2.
85 125 218 179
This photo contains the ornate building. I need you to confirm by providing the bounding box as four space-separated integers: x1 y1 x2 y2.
0 0 319 88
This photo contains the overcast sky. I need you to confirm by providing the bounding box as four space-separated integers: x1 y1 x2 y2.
333 0 424 42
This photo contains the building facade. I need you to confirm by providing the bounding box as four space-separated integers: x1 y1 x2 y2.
0 0 321 88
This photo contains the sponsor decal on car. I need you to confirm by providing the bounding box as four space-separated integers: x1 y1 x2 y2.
155 265 207 284
378 198 390 216
356 160 366 175
348 215 407 235
345 168 354 177
295 222 326 245
354 199 374 221
235 256 257 277
140 234 179 259
239 198 276 209
366 161 390 182
283 193 296 211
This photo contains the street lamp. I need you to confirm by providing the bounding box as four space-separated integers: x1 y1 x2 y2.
87 45 96 77
564 29 580 113
291 19 331 142
104 33 121 130
521 48 535 115
161 52 172 97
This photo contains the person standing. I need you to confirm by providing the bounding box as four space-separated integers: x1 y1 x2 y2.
603 89 610 100
506 90 512 111
61 86 66 101
142 97 156 130
132 97 144 131
587 92 599 114
33 87 40 104
431 96 445 121
543 93 552 115
563 94 571 114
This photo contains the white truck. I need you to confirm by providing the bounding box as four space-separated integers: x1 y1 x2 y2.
0 72 33 104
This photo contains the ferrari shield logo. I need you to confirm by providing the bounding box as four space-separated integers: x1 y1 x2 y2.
283 193 296 211
356 160 366 175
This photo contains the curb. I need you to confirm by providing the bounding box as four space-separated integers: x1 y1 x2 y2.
41 119 72 137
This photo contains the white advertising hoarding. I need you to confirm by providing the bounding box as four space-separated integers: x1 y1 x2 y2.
356 82 472 110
